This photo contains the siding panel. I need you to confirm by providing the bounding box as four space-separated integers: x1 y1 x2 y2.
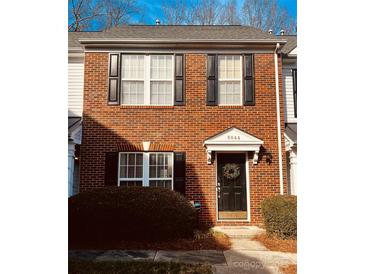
282 65 297 122
68 59 84 117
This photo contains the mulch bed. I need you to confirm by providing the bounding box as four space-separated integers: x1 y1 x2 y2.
252 233 297 253
280 264 297 274
69 230 231 251
69 260 212 274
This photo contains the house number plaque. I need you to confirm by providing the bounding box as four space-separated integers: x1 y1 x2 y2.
227 135 241 140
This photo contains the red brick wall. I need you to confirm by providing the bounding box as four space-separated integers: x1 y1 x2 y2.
80 52 287 225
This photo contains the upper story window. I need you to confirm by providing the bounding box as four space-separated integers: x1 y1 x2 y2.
218 55 242 105
120 55 174 106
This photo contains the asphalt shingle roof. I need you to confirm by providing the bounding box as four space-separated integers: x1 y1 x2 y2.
280 35 297 55
69 25 286 48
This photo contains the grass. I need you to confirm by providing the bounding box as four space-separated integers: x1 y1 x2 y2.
280 264 297 274
70 229 231 251
69 260 212 274
253 233 296 253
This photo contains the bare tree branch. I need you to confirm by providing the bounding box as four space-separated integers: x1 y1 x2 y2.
161 0 189 25
241 0 296 34
68 0 102 31
99 0 139 30
218 0 241 25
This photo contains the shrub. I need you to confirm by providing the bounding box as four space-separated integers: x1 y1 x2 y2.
69 187 198 245
261 195 297 239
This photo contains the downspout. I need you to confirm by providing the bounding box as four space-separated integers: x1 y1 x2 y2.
274 43 284 195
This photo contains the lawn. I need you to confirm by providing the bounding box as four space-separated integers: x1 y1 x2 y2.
252 233 296 253
70 229 231 251
69 260 212 274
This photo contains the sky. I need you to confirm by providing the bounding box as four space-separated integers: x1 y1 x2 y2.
69 0 297 29
136 0 297 25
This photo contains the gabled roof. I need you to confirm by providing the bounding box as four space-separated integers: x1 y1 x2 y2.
280 35 297 55
69 25 286 47
204 127 263 145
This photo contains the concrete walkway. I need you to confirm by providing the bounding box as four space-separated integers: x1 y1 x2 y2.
69 226 296 274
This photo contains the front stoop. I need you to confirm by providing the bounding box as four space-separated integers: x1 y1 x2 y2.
212 225 265 239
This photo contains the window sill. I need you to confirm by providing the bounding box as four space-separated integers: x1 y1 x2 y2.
217 105 246 109
120 105 175 109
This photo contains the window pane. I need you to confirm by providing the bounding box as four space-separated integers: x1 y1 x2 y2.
120 154 127 165
157 154 164 165
120 165 127 178
128 166 135 178
120 181 143 187
219 81 241 105
157 165 164 178
136 166 143 178
122 55 144 80
122 81 144 105
151 55 173 80
128 154 135 165
136 154 143 165
149 180 172 189
151 81 172 105
219 55 240 80
150 154 156 165
149 165 156 178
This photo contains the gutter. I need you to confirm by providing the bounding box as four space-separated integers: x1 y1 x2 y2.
274 43 284 195
78 38 287 45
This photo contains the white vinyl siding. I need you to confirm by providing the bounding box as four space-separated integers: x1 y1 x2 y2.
68 57 84 117
283 65 297 123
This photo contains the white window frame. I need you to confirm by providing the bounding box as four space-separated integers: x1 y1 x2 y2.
217 55 243 106
118 152 174 189
121 54 175 106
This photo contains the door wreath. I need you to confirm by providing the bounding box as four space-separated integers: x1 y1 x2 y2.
222 163 241 179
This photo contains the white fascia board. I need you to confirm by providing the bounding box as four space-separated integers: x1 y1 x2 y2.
79 38 287 45
205 144 261 152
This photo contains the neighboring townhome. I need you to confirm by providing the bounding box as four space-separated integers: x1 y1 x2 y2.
280 34 297 195
76 25 289 226
68 32 89 196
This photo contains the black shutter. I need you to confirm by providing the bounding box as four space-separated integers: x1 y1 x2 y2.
174 54 185 105
104 152 119 186
243 54 255 105
174 152 186 195
108 54 120 105
207 55 218 106
292 69 297 118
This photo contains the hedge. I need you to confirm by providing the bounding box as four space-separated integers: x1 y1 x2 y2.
69 187 198 245
261 195 297 239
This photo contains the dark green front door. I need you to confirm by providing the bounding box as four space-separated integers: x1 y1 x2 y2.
217 153 247 220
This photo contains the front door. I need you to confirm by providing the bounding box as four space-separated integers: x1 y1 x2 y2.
217 153 247 220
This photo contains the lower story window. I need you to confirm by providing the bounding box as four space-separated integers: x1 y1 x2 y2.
119 152 173 189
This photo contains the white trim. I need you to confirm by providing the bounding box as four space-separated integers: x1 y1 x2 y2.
79 38 287 44
274 43 284 195
215 152 250 222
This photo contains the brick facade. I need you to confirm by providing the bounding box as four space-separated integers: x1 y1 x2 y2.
80 52 287 226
